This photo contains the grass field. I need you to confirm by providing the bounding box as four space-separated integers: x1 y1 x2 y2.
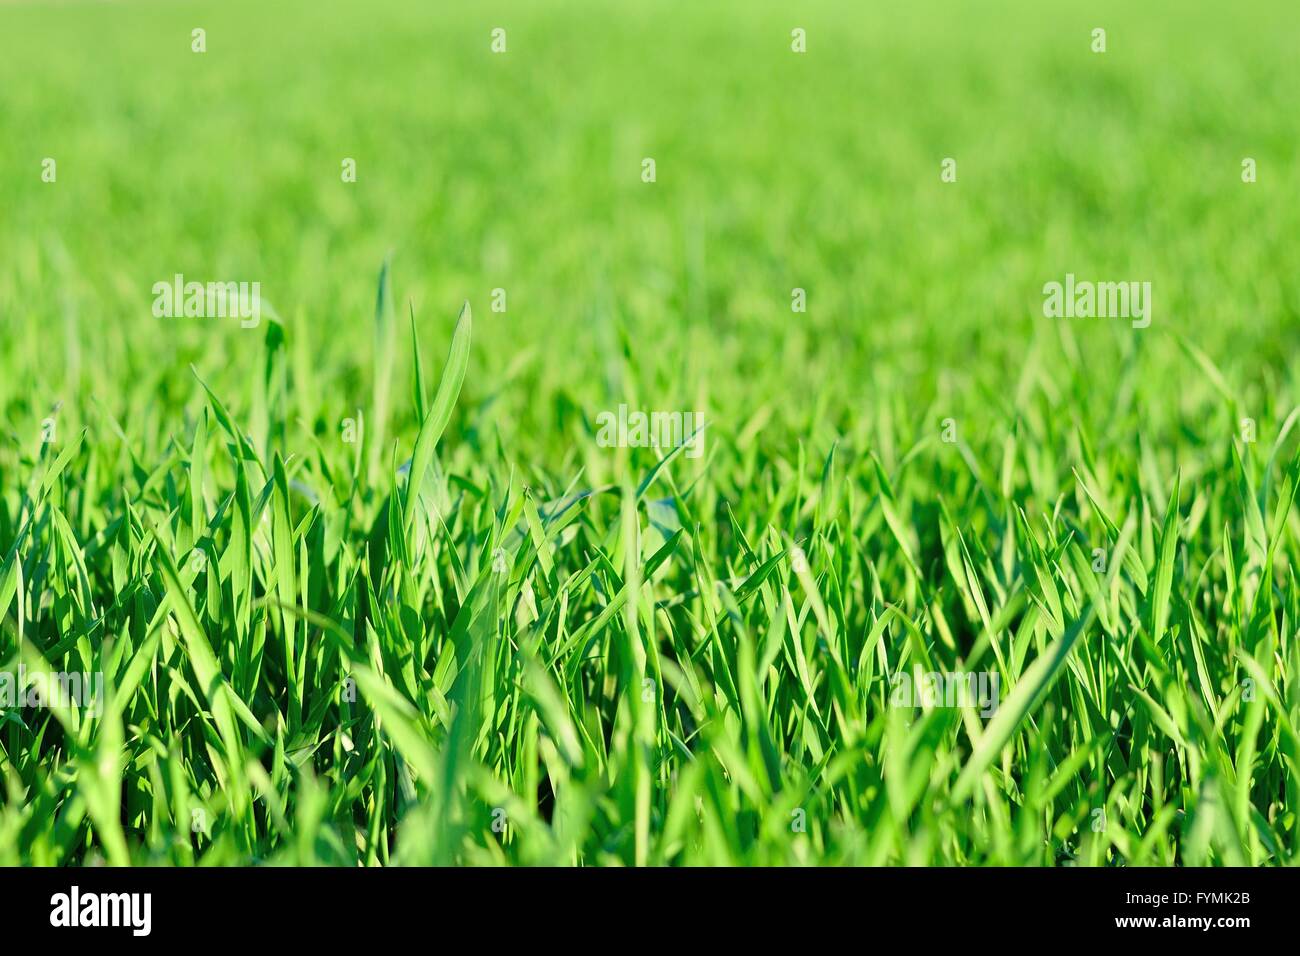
2 0 1300 865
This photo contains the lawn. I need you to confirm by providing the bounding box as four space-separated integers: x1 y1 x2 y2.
1 0 1299 865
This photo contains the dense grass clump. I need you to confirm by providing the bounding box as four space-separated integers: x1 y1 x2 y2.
2 0 1300 865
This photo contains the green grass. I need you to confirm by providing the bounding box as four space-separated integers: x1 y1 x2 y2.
2 0 1300 865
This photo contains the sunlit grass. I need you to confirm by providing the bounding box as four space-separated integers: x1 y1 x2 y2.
1 0 1299 866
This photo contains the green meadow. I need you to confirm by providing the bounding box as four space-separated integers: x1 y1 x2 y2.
1 0 1299 865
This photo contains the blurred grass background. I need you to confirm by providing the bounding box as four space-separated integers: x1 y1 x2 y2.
2 0 1298 473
